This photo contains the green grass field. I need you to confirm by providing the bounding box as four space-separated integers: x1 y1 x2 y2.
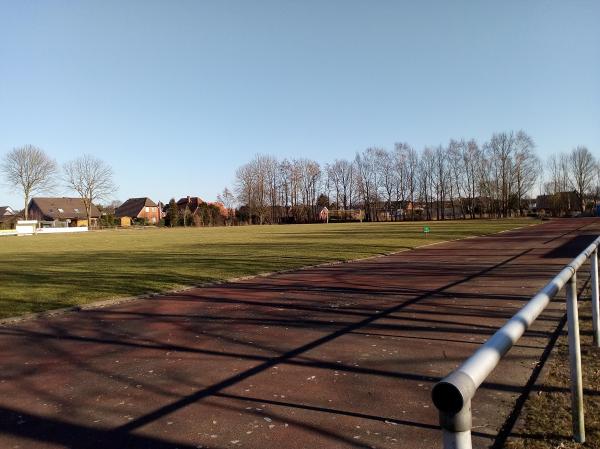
0 219 535 319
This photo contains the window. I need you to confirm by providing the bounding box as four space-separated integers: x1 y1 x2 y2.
145 207 149 212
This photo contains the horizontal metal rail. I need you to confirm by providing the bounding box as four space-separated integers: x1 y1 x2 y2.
432 235 600 449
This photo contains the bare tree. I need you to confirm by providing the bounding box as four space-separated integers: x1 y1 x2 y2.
569 145 596 211
1 145 58 219
419 147 435 220
405 146 419 220
63 155 116 227
280 159 303 222
476 150 493 217
279 159 293 217
376 149 397 220
546 153 570 195
227 129 589 222
392 143 419 220
393 143 408 215
513 131 539 216
325 158 355 222
592 169 600 210
485 132 516 217
326 162 342 209
355 149 381 221
461 140 480 218
217 187 236 224
544 153 572 215
263 155 280 223
298 159 322 222
234 155 269 224
337 159 355 210
432 145 448 220
447 139 467 219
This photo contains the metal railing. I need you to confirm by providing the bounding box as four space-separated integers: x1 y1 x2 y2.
431 236 600 449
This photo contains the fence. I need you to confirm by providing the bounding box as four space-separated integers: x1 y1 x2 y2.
431 235 600 449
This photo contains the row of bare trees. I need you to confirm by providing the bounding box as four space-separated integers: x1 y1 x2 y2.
544 146 599 213
234 155 325 224
231 131 599 223
0 145 116 224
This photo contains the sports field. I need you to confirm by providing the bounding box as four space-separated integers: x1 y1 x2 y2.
0 219 534 319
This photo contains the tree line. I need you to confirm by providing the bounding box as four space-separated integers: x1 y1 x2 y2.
230 131 599 224
2 134 597 228
0 145 116 224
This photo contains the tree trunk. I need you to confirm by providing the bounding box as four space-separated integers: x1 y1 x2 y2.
24 193 29 220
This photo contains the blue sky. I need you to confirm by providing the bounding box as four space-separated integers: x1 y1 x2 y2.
1 0 599 206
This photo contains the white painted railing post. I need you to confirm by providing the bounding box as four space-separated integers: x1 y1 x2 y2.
442 428 472 449
566 272 585 443
591 248 600 346
436 389 473 449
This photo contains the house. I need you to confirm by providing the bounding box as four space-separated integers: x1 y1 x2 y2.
327 208 365 222
404 201 426 218
0 206 15 217
157 201 167 219
0 206 18 229
319 206 329 223
176 196 205 215
115 197 161 226
536 191 581 216
28 197 100 227
174 196 228 226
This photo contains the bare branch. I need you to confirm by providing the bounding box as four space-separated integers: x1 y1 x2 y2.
0 145 58 219
63 155 117 227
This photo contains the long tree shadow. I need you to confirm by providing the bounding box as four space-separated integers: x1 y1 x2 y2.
0 405 215 449
543 234 599 259
110 249 532 434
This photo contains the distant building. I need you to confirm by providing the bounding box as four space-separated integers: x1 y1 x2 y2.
0 206 18 229
536 191 581 216
176 196 205 215
115 197 160 226
0 206 15 216
319 206 329 222
28 197 100 227
157 201 166 219
174 196 228 226
326 208 365 222
0 206 15 220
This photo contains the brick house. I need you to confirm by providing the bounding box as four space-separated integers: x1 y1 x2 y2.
115 197 161 226
175 196 228 226
176 196 204 215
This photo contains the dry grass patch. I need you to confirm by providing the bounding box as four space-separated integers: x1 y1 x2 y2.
505 285 600 449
